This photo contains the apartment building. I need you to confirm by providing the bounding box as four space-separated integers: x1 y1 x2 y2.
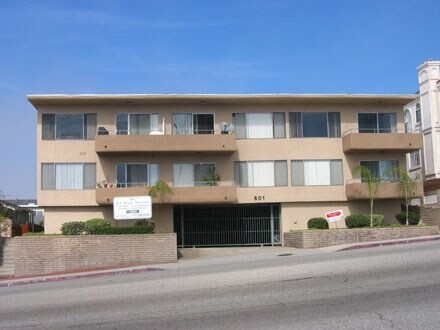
404 60 440 204
28 94 423 246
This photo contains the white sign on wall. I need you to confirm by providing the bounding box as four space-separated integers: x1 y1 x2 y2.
325 210 343 223
113 196 152 220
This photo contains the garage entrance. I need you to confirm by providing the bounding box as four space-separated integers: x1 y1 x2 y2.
173 204 281 247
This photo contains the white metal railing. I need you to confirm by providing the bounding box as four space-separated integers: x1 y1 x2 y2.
343 128 418 136
98 128 235 136
97 181 237 188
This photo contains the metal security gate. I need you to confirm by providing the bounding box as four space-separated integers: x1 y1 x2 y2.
173 204 281 247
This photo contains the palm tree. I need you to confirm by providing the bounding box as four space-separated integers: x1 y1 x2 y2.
352 165 380 227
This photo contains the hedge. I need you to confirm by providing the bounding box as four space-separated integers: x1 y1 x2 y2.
395 212 420 225
61 221 86 235
345 214 370 228
84 218 111 234
92 226 155 235
307 217 329 230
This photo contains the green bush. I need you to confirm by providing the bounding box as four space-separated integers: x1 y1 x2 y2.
307 217 329 230
84 218 111 234
345 214 370 228
133 219 153 227
395 212 420 225
365 214 384 227
0 214 4 221
61 221 86 235
22 232 45 236
93 226 155 235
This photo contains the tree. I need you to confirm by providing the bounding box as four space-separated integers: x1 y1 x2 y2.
385 167 419 226
352 165 380 227
148 180 173 202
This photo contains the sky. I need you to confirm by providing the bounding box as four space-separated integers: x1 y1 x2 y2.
0 0 439 199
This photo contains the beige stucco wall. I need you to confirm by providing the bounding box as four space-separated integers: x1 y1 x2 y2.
281 199 402 234
34 97 412 237
43 205 173 234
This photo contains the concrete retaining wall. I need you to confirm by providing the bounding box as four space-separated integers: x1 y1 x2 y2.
284 226 439 249
5 234 177 277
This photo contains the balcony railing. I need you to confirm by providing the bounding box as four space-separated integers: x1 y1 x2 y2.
96 181 238 205
345 178 423 200
95 129 237 154
342 128 422 153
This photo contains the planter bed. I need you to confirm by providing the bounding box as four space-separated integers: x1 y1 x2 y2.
284 226 439 249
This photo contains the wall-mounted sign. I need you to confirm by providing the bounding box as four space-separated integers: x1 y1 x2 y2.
325 210 343 222
113 196 152 220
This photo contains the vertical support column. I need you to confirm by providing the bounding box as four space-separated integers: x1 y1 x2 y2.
180 207 185 248
270 205 274 246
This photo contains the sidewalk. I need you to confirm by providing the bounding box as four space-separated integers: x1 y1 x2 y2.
1 235 439 287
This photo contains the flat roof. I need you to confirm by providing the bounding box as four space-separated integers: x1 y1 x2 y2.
27 93 417 107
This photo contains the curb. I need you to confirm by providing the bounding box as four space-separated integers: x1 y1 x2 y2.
0 267 163 288
337 236 440 251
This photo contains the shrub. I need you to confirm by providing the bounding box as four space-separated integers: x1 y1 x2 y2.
84 218 111 234
395 212 420 225
366 214 384 227
0 214 4 221
345 214 370 228
307 217 329 230
93 226 155 235
133 219 152 227
61 221 86 235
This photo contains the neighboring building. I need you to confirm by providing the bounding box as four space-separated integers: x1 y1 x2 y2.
404 60 440 205
28 94 423 246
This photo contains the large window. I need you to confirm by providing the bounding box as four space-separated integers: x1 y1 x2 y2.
404 109 412 133
42 113 97 140
173 163 216 187
291 160 343 186
41 163 96 190
234 161 287 187
289 112 340 138
359 160 399 182
116 163 159 188
409 151 421 169
415 103 421 123
116 113 159 135
173 113 214 135
358 113 397 133
233 113 285 139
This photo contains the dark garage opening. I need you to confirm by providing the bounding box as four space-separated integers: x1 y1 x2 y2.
173 204 281 247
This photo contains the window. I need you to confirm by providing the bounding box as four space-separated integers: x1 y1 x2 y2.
116 113 159 135
233 113 285 139
173 163 216 187
359 160 399 182
289 112 340 138
116 163 159 188
173 113 214 135
404 110 412 133
41 163 96 190
409 151 421 169
358 113 397 133
291 160 343 186
42 113 97 140
415 103 421 123
234 161 287 187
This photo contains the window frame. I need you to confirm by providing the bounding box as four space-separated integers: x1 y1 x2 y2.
115 113 159 135
289 112 341 138
357 112 397 133
115 163 159 188
172 113 215 135
41 162 96 190
172 162 216 187
42 113 97 140
291 159 343 186
233 112 286 139
234 160 288 187
358 160 400 182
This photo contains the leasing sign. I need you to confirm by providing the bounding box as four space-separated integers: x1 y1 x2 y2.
325 210 343 222
113 196 152 220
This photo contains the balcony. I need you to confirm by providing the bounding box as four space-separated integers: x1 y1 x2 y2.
96 182 237 205
95 130 237 154
345 179 423 200
342 129 422 153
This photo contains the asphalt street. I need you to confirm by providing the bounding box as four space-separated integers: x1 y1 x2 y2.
1 241 440 329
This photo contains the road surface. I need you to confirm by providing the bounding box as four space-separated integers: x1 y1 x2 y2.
1 241 440 329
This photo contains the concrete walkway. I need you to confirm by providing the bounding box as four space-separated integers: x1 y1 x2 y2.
1 235 439 287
